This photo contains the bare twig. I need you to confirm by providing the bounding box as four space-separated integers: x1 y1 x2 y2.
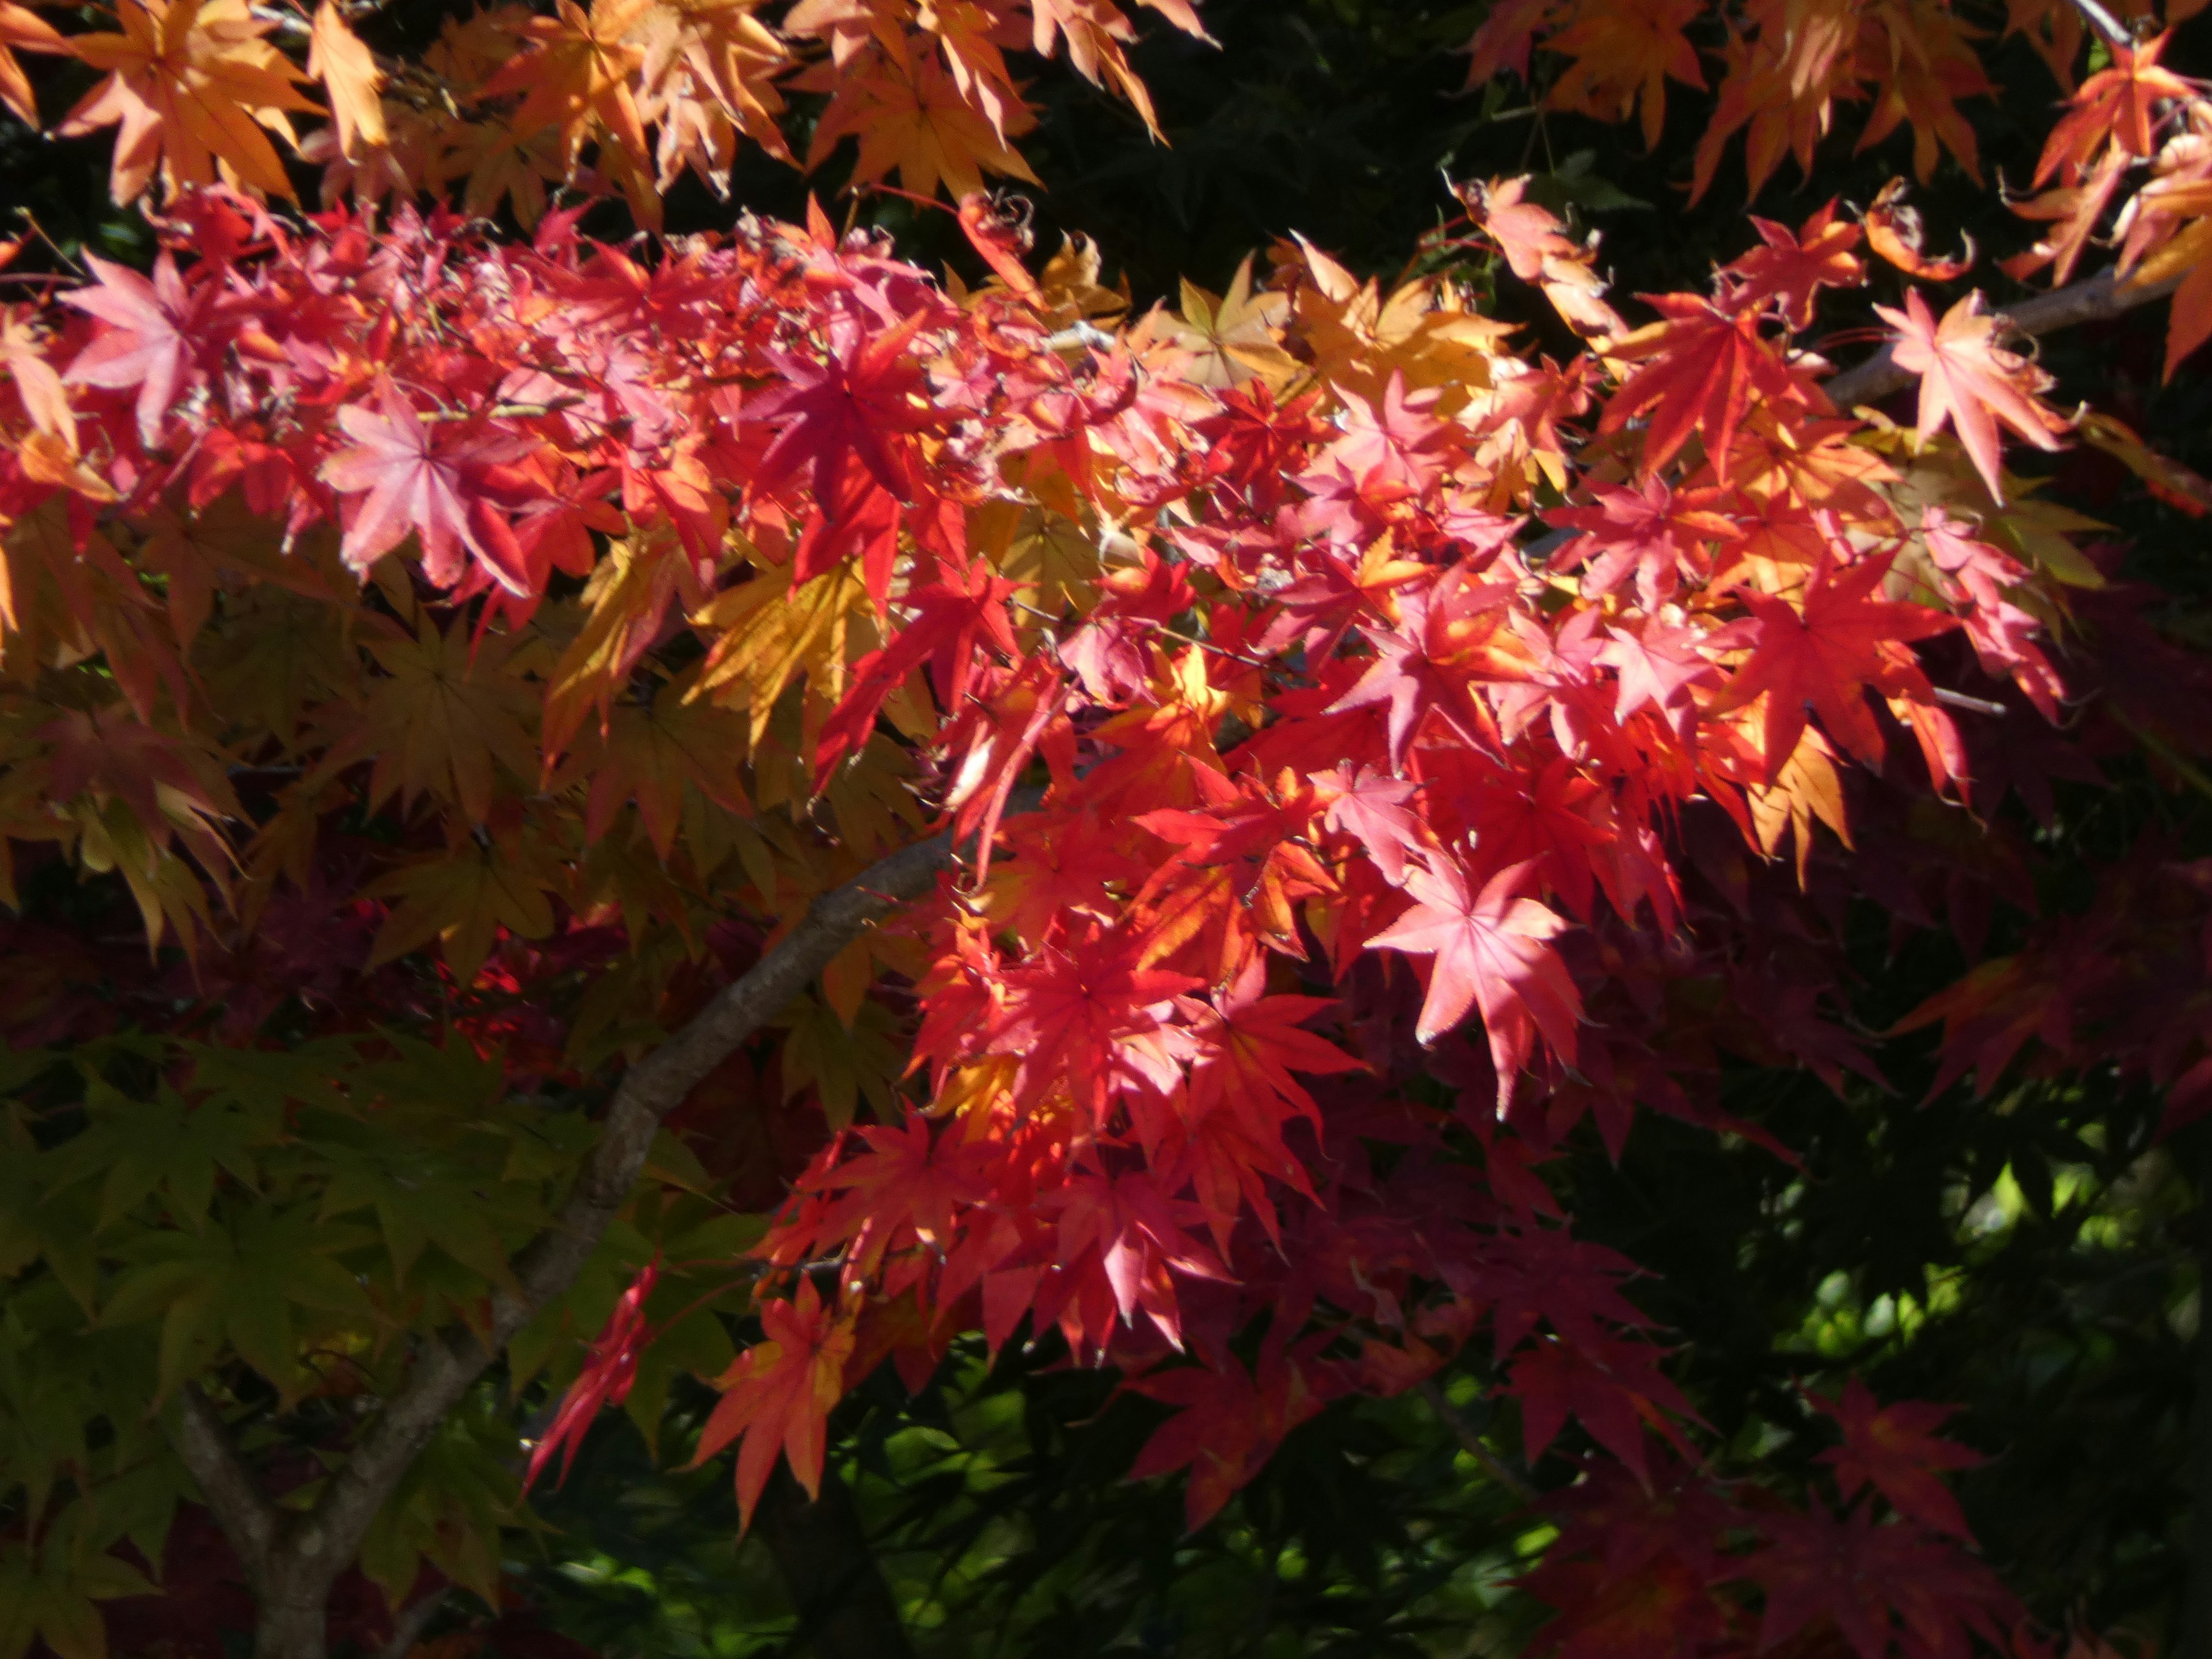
2063 0 2135 50
1415 1379 1541 1503
1823 266 2187 409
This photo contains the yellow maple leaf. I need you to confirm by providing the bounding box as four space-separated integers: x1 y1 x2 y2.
58 0 321 204
801 31 1039 201
1285 240 1511 416
307 0 386 161
689 557 875 748
0 1 68 129
1146 254 1299 391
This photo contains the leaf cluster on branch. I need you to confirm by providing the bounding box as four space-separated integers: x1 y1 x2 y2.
1 1 2211 1656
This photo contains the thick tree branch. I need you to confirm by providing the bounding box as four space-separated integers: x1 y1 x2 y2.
169 1384 283 1582
1822 267 2186 410
282 793 1039 1603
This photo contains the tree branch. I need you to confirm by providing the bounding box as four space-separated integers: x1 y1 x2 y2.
168 1385 283 1584
1821 266 2186 410
2063 0 2135 50
1415 1379 1540 1504
374 1586 448 1659
285 793 1039 1592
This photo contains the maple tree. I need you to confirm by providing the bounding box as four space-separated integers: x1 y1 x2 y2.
2 0 2212 1655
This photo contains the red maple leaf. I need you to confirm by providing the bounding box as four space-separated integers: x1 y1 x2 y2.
1812 1374 1984 1537
1712 544 1959 779
1546 476 1740 607
524 1260 660 1492
317 385 544 590
1599 295 1812 480
1126 1343 1331 1531
1366 852 1582 1092
1719 199 1866 331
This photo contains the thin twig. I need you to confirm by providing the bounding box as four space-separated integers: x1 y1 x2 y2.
1415 1379 1540 1503
2063 0 2135 50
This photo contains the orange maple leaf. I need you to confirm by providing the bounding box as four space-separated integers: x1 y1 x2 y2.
802 31 1040 200
1873 289 2067 502
477 0 650 177
1853 0 1994 186
0 1 69 128
57 0 321 204
306 0 385 162
2032 31 2193 187
1862 178 1975 281
692 1279 858 1531
1543 0 1705 151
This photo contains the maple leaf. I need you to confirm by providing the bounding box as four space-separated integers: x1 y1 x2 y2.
0 1 67 128
306 0 387 162
1366 851 1581 1090
1922 506 2063 719
1862 177 1976 281
366 830 565 984
1596 616 1722 740
58 0 321 204
693 1279 857 1531
1719 200 1866 331
477 0 650 176
524 1260 660 1491
1126 1344 1328 1531
2033 32 2192 187
1598 296 1812 480
802 31 1041 200
1152 254 1297 390
1713 544 1960 778
1028 0 1198 136
569 681 752 858
1510 1330 1691 1484
1313 763 1425 885
1812 1376 1984 1537
1543 0 1705 151
1457 0 1555 88
1546 476 1740 608
984 921 1202 1116
59 253 198 448
317 387 546 592
1873 289 2068 503
1459 176 1583 283
1853 0 1994 187
956 190 1046 304
1180 955 1361 1134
